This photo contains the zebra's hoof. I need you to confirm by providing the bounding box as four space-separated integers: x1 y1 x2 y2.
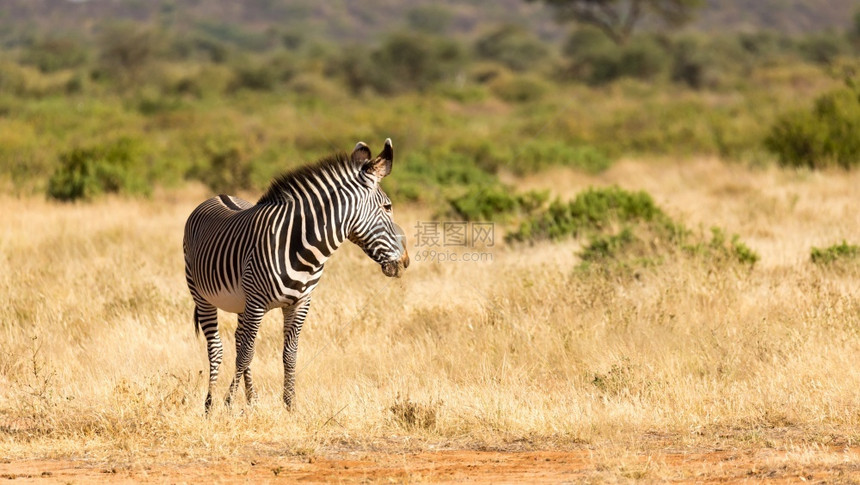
204 399 212 415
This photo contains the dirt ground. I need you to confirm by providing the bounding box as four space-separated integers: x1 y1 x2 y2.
3 447 859 484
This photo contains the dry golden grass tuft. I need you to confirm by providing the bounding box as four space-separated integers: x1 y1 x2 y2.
1 160 860 480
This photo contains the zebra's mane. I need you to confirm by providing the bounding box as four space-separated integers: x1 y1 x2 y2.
257 152 356 205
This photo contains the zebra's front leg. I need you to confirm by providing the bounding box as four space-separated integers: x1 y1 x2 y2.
225 305 265 408
283 297 311 410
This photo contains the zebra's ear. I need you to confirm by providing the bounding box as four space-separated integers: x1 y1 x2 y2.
351 141 372 164
362 138 393 179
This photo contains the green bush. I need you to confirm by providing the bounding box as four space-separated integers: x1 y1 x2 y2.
368 32 465 93
187 146 254 193
196 21 274 51
21 35 89 73
227 52 297 93
684 227 760 266
385 151 498 205
811 241 860 264
168 32 231 63
669 36 742 89
507 140 611 175
47 138 149 201
738 31 786 62
97 23 161 83
563 30 670 85
799 32 851 65
449 185 548 221
331 32 466 94
578 224 758 272
579 226 637 262
618 38 671 82
507 186 758 271
489 73 548 102
507 186 668 242
562 27 619 85
474 24 549 72
596 97 731 156
765 84 860 169
328 45 375 95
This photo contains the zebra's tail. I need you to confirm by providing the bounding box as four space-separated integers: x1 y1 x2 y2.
194 306 201 337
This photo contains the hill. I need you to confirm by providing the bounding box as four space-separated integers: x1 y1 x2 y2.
0 0 855 48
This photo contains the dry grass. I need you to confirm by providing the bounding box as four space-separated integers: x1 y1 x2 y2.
2 160 860 477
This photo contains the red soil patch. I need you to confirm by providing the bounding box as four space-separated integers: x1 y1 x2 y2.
2 447 859 483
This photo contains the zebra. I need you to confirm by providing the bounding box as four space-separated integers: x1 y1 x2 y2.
183 139 408 413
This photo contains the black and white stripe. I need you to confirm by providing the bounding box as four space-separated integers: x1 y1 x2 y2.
183 139 408 412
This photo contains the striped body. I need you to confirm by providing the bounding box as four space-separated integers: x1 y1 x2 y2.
184 194 328 314
183 140 407 412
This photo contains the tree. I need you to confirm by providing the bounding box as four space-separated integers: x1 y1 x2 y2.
98 22 159 82
529 0 702 45
474 24 549 72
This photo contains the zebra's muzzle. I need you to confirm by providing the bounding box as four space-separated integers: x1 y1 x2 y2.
380 224 408 278
381 259 405 278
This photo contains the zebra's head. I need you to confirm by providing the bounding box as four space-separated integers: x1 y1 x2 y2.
348 138 409 278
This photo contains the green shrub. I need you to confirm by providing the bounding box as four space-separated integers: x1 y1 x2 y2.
738 31 786 62
810 241 860 264
728 236 760 266
21 35 89 73
368 32 465 94
508 140 611 175
385 151 498 205
765 84 860 169
579 224 758 271
596 98 731 156
579 226 637 262
617 38 670 82
47 138 149 201
168 32 231 63
507 186 667 242
669 36 737 89
508 186 758 271
563 30 670 85
684 227 760 266
136 89 187 115
474 24 549 72
196 21 274 51
328 45 375 95
444 138 509 173
449 185 548 221
470 62 509 84
228 53 296 93
489 73 548 102
562 27 619 85
97 23 160 83
799 32 851 65
187 146 254 193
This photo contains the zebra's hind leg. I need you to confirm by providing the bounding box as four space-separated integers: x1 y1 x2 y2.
195 302 222 415
282 297 311 410
225 304 265 408
239 311 258 404
243 367 257 404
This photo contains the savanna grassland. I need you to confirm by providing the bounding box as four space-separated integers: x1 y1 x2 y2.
2 159 860 482
2 0 860 482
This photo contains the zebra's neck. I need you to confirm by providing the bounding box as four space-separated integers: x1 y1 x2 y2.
273 162 365 266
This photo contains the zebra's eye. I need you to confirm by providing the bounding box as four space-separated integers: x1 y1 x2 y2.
383 203 392 212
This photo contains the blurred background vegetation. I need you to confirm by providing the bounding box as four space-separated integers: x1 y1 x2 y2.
0 0 859 214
